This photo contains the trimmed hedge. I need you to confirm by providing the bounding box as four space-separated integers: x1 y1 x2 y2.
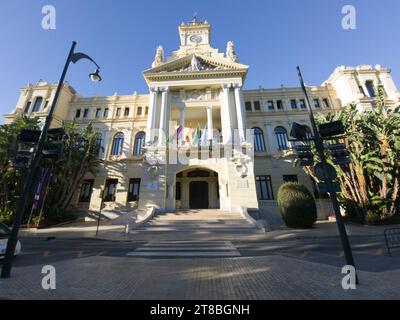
277 182 317 228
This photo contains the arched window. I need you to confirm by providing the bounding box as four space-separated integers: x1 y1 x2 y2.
133 131 145 155
32 97 43 112
275 126 289 151
252 127 265 152
111 132 124 155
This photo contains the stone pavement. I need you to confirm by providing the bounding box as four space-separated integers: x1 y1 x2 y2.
1 253 399 299
5 214 399 300
19 218 397 243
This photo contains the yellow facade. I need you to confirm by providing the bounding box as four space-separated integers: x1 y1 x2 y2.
4 20 400 221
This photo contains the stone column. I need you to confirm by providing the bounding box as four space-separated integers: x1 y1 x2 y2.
233 84 246 143
265 123 277 154
123 128 132 158
145 87 158 145
179 104 185 142
102 130 110 159
206 105 213 141
158 87 169 146
221 84 232 144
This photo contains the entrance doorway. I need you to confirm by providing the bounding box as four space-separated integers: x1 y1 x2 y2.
175 168 219 210
189 181 209 209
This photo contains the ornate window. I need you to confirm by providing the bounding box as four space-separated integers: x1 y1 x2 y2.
127 178 141 201
133 131 145 155
103 108 109 118
275 126 289 151
24 101 32 113
104 179 118 202
256 175 274 200
79 180 94 202
252 127 266 152
111 132 124 156
32 97 43 112
365 81 376 97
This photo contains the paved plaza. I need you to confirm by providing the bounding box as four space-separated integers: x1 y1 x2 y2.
1 220 400 300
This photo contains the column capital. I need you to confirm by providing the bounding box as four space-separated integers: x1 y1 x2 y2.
159 86 169 92
206 105 213 111
149 86 159 93
222 83 232 90
232 83 243 90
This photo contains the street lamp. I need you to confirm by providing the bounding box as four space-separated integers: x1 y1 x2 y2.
1 41 101 278
296 66 358 283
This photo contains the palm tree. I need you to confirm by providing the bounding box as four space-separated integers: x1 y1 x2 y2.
308 88 400 223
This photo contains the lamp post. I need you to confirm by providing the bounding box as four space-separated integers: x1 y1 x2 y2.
1 41 101 278
296 66 358 282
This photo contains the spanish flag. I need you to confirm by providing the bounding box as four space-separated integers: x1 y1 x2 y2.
186 123 192 143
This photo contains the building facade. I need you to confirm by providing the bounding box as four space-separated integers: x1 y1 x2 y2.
4 20 400 220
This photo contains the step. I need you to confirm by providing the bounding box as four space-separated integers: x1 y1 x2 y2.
148 220 252 224
130 229 259 234
142 224 256 229
126 240 241 258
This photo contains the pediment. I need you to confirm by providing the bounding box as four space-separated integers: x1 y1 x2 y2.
143 54 249 75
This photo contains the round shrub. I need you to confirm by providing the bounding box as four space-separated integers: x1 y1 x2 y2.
277 182 317 228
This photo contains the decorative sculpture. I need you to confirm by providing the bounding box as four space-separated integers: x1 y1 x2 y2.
151 45 164 68
226 41 239 63
191 55 202 71
230 149 251 178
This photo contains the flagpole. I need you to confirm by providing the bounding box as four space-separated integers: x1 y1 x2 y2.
27 166 45 228
36 183 51 228
36 168 53 228
26 207 35 229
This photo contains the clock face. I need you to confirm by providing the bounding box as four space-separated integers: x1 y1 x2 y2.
189 35 202 44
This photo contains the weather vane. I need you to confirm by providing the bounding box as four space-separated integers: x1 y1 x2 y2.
192 11 198 23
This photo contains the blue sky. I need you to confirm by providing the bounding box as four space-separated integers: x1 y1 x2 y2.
1 0 399 122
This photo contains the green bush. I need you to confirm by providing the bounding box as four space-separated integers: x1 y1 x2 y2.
277 182 317 228
0 207 15 225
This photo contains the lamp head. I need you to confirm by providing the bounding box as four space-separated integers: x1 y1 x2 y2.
89 68 102 82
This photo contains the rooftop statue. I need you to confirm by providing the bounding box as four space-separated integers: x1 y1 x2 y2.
226 41 239 63
151 45 164 68
191 55 202 71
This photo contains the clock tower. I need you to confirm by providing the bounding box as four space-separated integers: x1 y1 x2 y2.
168 19 224 60
178 18 211 47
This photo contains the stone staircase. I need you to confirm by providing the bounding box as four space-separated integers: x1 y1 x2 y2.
129 209 261 237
